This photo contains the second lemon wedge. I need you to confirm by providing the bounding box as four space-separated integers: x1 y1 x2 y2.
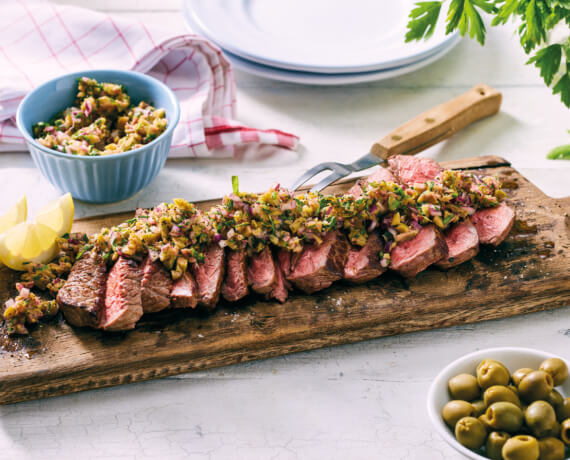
35 193 74 237
0 222 60 271
0 195 27 235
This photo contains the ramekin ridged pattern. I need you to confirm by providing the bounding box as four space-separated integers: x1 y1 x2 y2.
16 70 180 203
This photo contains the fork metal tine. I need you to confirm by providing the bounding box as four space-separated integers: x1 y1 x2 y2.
290 162 342 191
310 170 347 193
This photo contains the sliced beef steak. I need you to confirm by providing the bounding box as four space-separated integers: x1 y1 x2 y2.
390 225 448 278
348 167 397 197
471 203 515 246
287 231 349 294
171 271 198 308
140 256 172 313
101 257 143 331
436 220 479 269
247 246 277 295
57 251 106 328
221 249 249 302
268 250 291 303
343 232 386 283
191 244 225 309
387 155 442 186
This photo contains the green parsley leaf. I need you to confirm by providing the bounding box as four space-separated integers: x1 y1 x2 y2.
527 44 563 85
553 72 570 107
405 1 443 42
546 143 570 160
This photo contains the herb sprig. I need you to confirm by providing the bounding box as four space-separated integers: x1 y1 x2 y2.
405 0 570 108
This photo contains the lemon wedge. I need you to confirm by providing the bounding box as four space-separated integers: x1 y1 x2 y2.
35 193 74 237
0 222 60 271
0 195 27 235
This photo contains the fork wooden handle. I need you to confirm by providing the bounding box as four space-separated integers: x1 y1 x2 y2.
370 84 502 160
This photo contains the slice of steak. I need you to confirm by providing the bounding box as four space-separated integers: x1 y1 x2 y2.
170 271 198 308
191 244 225 309
343 232 386 283
471 203 515 246
101 257 143 331
390 225 448 278
140 256 172 313
247 246 277 295
435 219 480 269
268 250 291 303
57 251 106 328
221 249 249 302
387 155 442 186
287 231 349 294
348 167 397 197
276 249 292 278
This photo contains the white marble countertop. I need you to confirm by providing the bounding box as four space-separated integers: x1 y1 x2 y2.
0 1 569 459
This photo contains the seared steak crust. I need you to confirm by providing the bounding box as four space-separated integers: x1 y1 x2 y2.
390 225 448 278
171 271 198 308
57 252 106 328
436 220 479 269
287 231 349 294
101 257 143 331
343 232 386 283
222 249 249 302
141 256 172 313
471 203 515 246
247 246 277 295
191 244 225 309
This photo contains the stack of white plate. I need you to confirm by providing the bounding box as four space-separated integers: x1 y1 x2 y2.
182 0 460 85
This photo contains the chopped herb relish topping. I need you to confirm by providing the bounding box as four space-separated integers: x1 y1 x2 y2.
90 170 505 281
0 170 505 335
33 77 168 156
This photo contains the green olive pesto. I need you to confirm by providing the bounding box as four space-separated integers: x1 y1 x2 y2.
33 77 167 156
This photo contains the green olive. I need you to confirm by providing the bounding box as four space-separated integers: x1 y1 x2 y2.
524 401 556 438
455 416 487 450
477 359 511 390
484 385 522 408
518 370 554 403
501 435 539 460
486 402 524 433
479 413 492 432
546 389 564 408
546 420 561 438
538 437 565 460
560 418 570 445
471 399 486 417
442 400 475 428
509 384 519 396
539 358 569 386
512 368 534 387
448 373 481 401
486 431 510 460
555 397 570 422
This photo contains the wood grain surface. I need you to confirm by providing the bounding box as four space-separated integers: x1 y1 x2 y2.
0 156 568 405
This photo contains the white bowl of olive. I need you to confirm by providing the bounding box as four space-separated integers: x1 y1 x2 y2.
428 347 570 460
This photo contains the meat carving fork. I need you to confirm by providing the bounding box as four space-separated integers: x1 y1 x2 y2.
290 84 502 192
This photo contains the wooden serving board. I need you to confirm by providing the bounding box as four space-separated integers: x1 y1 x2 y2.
1 156 569 405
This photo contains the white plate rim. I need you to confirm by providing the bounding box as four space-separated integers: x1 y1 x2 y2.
223 34 461 86
182 0 460 74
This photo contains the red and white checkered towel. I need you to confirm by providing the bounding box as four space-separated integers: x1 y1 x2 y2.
0 1 299 157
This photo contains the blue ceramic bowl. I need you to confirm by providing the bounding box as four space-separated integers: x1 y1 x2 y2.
16 70 180 203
